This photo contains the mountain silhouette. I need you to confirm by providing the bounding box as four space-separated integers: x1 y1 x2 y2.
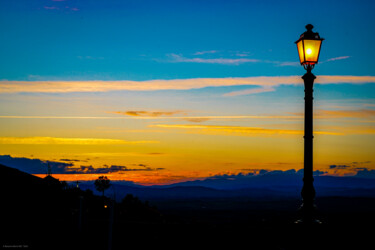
78 169 375 202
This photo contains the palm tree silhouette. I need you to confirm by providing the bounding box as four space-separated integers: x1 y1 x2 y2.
94 176 111 197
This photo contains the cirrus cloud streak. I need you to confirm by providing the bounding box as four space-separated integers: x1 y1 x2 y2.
0 75 374 94
0 137 158 145
149 124 343 136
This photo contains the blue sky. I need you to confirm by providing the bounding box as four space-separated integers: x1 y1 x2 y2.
1 0 375 81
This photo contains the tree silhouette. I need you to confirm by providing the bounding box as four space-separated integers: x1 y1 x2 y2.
94 176 111 197
60 180 68 190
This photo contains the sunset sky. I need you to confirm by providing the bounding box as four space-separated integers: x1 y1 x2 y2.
0 0 374 185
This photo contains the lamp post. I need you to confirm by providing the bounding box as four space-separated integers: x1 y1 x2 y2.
295 24 324 224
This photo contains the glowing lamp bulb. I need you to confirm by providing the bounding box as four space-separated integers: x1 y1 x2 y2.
295 24 324 67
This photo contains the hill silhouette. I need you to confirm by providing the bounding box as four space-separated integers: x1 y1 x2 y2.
78 169 375 203
0 164 161 250
2 164 375 250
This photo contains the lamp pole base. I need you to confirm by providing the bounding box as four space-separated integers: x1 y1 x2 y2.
295 218 322 225
295 201 322 225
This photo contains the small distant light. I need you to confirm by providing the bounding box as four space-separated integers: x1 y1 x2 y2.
104 205 108 208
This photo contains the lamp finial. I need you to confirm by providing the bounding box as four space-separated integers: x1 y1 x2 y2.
306 24 314 31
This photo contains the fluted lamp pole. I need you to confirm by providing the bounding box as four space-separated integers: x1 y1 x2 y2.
295 24 324 224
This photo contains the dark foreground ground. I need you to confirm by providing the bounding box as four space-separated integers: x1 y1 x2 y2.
3 196 375 250
2 164 374 250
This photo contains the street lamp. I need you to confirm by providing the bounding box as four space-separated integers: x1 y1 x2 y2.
296 24 324 70
295 24 324 224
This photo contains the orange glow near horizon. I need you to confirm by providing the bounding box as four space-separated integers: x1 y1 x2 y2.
2 108 374 185
34 172 210 186
33 165 363 186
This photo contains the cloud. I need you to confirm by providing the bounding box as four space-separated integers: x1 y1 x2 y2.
109 112 302 122
0 114 303 121
149 124 342 136
167 53 259 65
146 152 165 155
223 86 276 96
317 109 375 119
352 161 371 165
277 61 300 67
329 165 351 169
67 164 165 174
3 109 373 128
355 168 375 179
288 109 375 121
77 55 103 60
112 110 184 117
0 155 73 174
235 52 251 57
174 169 327 190
193 50 219 55
277 56 350 66
112 110 216 122
324 56 350 62
327 162 373 176
316 75 375 84
181 117 211 123
0 76 374 94
44 2 79 12
0 137 158 145
0 155 165 175
168 52 302 66
60 159 85 162
44 6 59 10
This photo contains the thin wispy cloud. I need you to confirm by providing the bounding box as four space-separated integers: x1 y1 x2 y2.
44 6 59 10
324 56 350 62
271 56 350 67
150 124 343 136
77 55 103 60
317 109 375 119
193 50 219 55
112 110 185 117
235 52 251 57
44 5 79 11
1 76 374 94
277 61 300 67
0 137 158 145
166 53 324 67
0 114 302 120
167 53 259 65
288 109 375 122
181 117 211 123
223 86 276 96
3 109 372 122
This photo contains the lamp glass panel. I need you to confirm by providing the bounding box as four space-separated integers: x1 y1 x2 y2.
296 40 305 64
303 39 322 63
